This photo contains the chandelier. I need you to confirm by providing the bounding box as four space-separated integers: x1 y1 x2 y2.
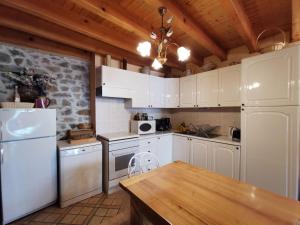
136 7 191 70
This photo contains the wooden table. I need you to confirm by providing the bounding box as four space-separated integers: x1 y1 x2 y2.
120 161 300 225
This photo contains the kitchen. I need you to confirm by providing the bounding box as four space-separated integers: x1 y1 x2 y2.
0 0 300 225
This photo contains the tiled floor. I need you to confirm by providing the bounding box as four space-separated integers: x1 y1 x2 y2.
11 189 130 225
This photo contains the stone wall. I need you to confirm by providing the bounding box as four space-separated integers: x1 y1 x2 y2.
0 42 90 139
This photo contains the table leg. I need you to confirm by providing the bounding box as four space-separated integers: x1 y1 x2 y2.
130 197 143 225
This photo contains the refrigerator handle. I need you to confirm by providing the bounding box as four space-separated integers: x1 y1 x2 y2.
0 144 3 164
0 121 2 141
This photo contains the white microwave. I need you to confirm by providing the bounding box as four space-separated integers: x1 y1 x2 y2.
131 120 156 134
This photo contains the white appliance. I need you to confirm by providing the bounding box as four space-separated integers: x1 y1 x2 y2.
98 133 139 193
58 141 102 208
130 120 156 134
0 109 57 224
241 45 300 200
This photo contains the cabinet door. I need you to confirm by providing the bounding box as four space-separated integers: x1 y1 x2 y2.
190 139 210 170
241 106 299 199
219 65 241 107
241 46 300 106
149 76 165 108
172 135 190 163
196 70 219 107
129 72 149 108
101 66 133 98
212 143 240 180
180 75 197 107
165 78 180 108
156 135 173 166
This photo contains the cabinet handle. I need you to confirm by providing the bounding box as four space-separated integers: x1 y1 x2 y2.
242 103 245 106
241 108 244 111
157 137 160 139
0 146 3 164
147 150 150 153
102 83 106 85
177 105 180 108
236 147 239 150
218 104 221 107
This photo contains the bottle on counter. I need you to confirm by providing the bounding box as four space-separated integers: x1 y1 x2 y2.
14 85 20 103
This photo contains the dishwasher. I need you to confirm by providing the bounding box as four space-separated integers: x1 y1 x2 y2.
57 141 102 208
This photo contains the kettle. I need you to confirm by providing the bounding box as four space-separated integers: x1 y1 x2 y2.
229 127 241 141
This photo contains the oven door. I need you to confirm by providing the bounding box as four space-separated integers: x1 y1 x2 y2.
109 146 139 180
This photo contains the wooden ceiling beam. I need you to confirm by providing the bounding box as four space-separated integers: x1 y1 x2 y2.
292 0 300 42
144 0 227 60
0 5 156 68
220 0 257 52
70 0 203 66
0 1 183 69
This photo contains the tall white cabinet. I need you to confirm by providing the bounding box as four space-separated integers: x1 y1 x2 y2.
179 75 197 107
164 78 180 108
241 45 300 200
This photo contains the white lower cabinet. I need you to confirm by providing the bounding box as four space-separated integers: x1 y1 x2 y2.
190 139 210 170
211 143 240 180
172 135 241 180
172 135 190 163
139 135 173 166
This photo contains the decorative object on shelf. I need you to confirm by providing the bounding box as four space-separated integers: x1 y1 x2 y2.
122 58 127 70
136 7 191 70
2 67 55 102
34 96 51 108
105 54 111 66
78 123 92 129
141 66 151 74
256 27 286 53
14 85 20 103
201 61 217 71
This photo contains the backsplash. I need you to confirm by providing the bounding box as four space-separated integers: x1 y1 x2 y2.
95 97 171 134
0 43 90 139
170 108 241 136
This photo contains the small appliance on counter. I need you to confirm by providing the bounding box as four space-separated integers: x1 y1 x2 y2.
229 127 240 142
131 112 156 134
156 118 172 131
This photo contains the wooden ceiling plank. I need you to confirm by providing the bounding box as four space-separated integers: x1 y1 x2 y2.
144 0 227 60
292 0 300 41
220 0 257 52
0 5 156 68
71 0 203 65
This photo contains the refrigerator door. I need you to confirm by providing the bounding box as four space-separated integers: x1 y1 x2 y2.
241 106 299 199
1 136 57 224
0 109 56 142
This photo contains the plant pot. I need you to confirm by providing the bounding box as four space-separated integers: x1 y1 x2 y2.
18 85 39 103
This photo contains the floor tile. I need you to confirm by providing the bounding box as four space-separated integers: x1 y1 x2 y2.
72 215 87 225
95 208 107 217
87 216 103 225
106 209 118 217
60 214 76 224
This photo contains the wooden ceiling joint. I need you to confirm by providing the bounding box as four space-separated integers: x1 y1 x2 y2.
220 0 257 52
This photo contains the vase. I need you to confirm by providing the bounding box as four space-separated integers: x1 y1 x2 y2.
18 85 39 103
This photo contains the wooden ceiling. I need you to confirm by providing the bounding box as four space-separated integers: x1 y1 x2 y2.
0 0 293 69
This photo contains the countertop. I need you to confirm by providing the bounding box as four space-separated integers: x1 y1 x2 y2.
120 161 300 225
97 130 240 146
57 140 102 150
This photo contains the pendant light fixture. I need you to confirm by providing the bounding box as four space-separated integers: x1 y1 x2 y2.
137 7 191 70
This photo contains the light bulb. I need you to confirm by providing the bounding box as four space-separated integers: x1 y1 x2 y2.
152 58 163 70
137 41 151 57
177 47 190 61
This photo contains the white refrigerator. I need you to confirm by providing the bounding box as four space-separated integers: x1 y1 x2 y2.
241 45 300 200
0 109 57 224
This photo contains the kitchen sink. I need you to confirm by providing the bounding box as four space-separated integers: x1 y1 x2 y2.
175 131 220 139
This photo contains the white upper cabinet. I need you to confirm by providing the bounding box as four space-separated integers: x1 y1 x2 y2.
190 139 211 170
180 75 197 107
211 143 240 180
172 135 190 163
129 72 149 108
218 65 241 107
149 76 165 108
164 78 180 108
241 46 300 106
196 70 219 107
241 106 299 199
100 66 133 98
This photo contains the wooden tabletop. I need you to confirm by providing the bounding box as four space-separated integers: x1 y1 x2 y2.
120 161 300 225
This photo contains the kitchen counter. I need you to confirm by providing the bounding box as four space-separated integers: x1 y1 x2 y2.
120 161 300 225
57 140 102 151
97 132 139 141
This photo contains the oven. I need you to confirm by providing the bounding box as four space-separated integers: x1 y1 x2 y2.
108 139 139 180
